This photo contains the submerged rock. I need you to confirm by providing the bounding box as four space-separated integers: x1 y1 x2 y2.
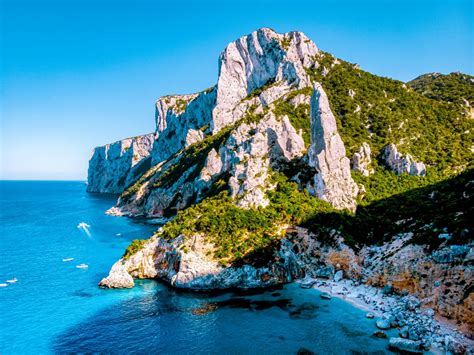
376 319 391 330
372 331 388 339
320 292 332 300
388 337 423 353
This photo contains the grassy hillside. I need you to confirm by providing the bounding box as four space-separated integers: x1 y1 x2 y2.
305 52 472 174
408 72 474 106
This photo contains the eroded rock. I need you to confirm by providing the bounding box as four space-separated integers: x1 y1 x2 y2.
307 83 359 211
381 144 426 176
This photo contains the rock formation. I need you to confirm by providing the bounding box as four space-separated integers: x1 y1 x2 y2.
212 28 318 132
87 28 473 348
307 83 359 211
87 133 154 193
351 142 374 176
99 233 303 290
381 144 426 176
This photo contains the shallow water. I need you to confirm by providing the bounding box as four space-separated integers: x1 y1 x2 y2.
0 181 394 354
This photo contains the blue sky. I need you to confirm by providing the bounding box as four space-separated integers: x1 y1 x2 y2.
1 0 472 180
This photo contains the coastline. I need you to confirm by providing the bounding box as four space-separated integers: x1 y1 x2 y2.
297 277 473 354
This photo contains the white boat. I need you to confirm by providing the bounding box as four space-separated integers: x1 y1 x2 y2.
62 258 74 262
77 222 92 237
76 263 89 269
0 283 7 287
6 278 17 283
77 222 90 229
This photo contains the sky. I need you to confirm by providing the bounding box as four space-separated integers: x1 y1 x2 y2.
1 0 472 180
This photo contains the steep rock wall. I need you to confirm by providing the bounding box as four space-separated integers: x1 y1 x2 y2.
87 133 155 193
307 83 359 211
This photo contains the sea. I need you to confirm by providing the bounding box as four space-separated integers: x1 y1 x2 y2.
0 181 395 354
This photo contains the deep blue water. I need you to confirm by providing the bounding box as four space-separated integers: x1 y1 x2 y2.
0 181 394 354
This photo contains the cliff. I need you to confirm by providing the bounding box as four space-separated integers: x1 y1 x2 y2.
87 133 154 193
88 28 473 339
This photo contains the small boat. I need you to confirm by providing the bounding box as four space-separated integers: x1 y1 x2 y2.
115 233 121 236
62 258 74 262
77 222 90 229
76 264 89 269
0 283 7 287
6 278 18 283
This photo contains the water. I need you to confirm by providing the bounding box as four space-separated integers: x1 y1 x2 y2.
0 181 394 354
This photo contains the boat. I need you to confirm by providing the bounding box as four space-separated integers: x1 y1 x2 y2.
62 258 74 262
0 283 7 287
76 263 89 269
6 278 18 283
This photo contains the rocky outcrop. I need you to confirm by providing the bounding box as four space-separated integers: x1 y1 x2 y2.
99 233 303 290
388 338 423 353
307 83 359 211
212 28 318 132
87 133 155 193
225 112 306 208
151 88 216 165
351 142 374 176
113 110 306 216
361 234 474 331
88 28 321 193
286 226 474 335
381 144 426 176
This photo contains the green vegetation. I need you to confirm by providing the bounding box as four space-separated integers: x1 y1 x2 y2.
152 122 236 190
408 72 474 106
280 37 291 51
273 87 313 146
160 172 336 264
122 51 473 263
306 52 473 173
120 163 161 203
174 98 189 113
244 78 277 100
123 239 147 260
303 168 473 248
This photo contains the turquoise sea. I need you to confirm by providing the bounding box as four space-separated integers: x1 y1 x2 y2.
0 181 395 354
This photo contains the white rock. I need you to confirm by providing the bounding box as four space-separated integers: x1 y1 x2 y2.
212 28 318 132
87 133 155 193
307 83 359 211
381 144 426 176
351 142 374 176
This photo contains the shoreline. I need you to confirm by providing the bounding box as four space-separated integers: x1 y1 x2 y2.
297 277 473 354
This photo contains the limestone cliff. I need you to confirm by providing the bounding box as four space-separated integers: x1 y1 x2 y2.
87 28 473 338
307 83 359 211
87 133 154 193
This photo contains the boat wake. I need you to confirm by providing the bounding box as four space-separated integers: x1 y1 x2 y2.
77 222 91 237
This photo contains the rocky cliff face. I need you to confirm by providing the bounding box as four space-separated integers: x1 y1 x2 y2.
99 232 303 290
307 83 359 211
88 28 473 340
87 133 154 193
212 28 318 132
382 144 426 176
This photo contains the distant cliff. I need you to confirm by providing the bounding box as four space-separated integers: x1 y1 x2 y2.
87 133 154 194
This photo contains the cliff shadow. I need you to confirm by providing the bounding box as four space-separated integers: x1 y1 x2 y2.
302 169 473 249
